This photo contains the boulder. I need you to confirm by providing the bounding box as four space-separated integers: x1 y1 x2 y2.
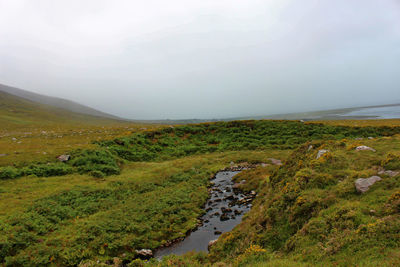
208 239 218 250
135 249 153 259
356 146 376 152
316 149 329 159
57 154 71 162
355 176 382 193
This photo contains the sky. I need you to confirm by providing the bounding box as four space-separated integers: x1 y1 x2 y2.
0 0 400 120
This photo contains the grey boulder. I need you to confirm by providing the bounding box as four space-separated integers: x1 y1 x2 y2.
355 176 382 193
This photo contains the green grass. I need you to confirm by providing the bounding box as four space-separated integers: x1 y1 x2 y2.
1 118 400 266
203 136 400 267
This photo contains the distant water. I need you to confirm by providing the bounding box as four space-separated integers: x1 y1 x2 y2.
341 105 400 119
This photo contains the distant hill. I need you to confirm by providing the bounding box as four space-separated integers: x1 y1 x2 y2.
0 83 121 120
0 90 125 127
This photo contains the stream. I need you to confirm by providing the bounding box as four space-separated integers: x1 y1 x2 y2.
155 170 255 258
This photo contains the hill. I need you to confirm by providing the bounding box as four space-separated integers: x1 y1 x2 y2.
0 83 121 120
0 90 125 128
0 90 157 166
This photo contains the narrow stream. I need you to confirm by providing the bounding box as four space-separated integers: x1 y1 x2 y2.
155 171 254 258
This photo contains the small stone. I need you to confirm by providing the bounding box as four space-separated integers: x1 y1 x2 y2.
57 154 71 162
269 158 282 165
214 231 222 235
355 176 382 193
208 239 218 250
316 149 329 159
355 146 376 152
135 249 153 259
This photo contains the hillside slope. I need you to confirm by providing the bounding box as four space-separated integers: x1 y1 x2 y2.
0 83 121 120
0 90 125 127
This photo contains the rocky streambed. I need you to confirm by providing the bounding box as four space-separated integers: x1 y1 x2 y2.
154 170 256 258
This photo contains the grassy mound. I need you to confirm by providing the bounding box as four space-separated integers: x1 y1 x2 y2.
203 137 400 266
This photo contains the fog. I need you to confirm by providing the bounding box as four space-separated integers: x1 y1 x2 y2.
0 0 400 119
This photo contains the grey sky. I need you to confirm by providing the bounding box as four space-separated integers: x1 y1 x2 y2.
0 0 400 120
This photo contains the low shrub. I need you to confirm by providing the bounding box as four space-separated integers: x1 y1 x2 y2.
0 166 21 179
382 153 400 170
21 163 74 177
69 149 120 175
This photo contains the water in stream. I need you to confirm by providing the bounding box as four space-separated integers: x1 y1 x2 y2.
155 171 254 258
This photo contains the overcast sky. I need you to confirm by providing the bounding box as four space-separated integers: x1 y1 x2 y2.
0 0 400 119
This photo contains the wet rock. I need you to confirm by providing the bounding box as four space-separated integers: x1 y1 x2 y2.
224 195 235 201
206 207 212 212
355 176 382 193
208 239 218 250
135 249 153 259
220 213 230 221
215 199 222 202
221 207 232 213
214 231 222 235
213 212 220 216
57 154 71 162
356 146 376 152
234 209 242 215
316 149 329 159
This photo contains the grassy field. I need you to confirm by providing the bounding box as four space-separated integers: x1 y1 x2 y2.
0 90 161 166
1 116 400 266
151 134 400 267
